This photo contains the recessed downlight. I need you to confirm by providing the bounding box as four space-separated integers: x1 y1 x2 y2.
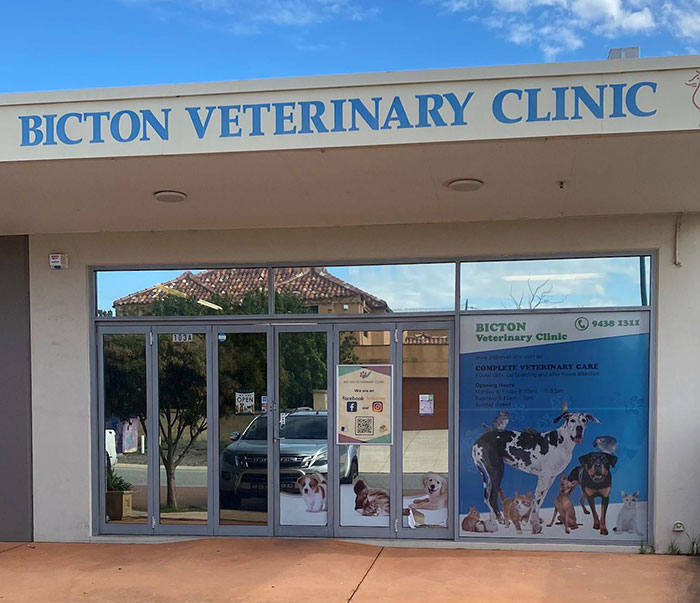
153 190 187 203
446 178 484 192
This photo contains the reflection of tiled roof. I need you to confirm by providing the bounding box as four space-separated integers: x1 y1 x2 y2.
404 333 448 345
114 267 389 312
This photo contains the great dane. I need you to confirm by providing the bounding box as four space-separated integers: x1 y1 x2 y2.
472 412 600 534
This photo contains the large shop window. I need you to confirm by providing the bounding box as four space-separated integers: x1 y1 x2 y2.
460 256 651 311
96 268 270 317
273 264 454 315
96 262 455 317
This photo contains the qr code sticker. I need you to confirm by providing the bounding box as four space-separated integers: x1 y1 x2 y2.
355 416 374 436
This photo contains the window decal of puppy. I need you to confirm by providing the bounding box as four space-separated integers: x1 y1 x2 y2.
353 477 390 516
297 473 327 513
409 472 448 511
568 451 617 535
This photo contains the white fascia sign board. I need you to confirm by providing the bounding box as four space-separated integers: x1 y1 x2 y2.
1 59 699 162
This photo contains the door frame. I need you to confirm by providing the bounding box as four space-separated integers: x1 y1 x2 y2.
211 324 274 537
97 325 154 535
331 322 398 539
395 321 454 540
96 318 454 538
272 324 334 537
151 325 213 536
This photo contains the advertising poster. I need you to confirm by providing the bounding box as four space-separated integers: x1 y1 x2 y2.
337 365 392 445
459 312 650 541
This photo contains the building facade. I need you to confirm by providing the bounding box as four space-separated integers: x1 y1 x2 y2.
1 55 700 550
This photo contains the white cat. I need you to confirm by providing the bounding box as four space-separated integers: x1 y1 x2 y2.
613 490 644 537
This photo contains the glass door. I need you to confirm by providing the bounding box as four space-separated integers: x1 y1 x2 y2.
333 324 396 538
274 326 333 536
396 323 453 539
153 327 212 534
215 327 272 535
98 327 152 534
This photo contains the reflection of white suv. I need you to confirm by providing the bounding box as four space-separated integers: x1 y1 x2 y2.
105 429 118 469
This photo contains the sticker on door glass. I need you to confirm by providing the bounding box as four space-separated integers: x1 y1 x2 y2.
235 390 255 414
336 364 392 445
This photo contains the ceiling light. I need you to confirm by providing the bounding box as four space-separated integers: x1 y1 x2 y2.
446 178 483 192
153 190 187 203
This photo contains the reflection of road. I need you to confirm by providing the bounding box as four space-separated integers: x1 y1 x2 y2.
117 464 208 487
116 429 448 491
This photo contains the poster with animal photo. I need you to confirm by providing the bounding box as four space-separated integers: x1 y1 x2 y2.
459 311 650 541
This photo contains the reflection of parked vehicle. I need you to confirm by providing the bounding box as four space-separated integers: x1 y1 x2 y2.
220 410 358 507
105 429 118 470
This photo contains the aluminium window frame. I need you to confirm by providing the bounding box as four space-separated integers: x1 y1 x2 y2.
89 249 657 544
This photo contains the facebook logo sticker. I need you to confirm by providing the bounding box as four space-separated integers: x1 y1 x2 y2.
346 401 358 413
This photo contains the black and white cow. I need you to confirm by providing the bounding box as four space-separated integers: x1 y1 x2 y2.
472 412 600 534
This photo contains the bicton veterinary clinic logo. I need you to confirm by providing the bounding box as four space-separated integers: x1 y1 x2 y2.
686 70 700 113
359 370 371 379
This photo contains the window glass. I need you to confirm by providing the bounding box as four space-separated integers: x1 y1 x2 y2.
103 333 148 525
218 331 268 527
273 264 455 315
338 330 391 528
401 329 450 530
460 256 651 311
96 268 269 317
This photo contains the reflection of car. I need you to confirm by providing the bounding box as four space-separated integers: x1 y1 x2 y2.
219 410 359 507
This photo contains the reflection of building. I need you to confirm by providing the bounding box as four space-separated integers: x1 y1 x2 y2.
113 267 390 316
351 330 450 431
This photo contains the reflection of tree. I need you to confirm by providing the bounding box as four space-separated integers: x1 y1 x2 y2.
104 289 354 510
279 332 327 410
339 331 360 365
157 334 207 510
508 279 566 309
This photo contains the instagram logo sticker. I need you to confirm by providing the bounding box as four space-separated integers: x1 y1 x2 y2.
371 401 384 412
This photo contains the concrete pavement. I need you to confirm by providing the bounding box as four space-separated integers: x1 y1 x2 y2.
0 538 698 602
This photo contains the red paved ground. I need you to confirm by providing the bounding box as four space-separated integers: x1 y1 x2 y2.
0 538 698 602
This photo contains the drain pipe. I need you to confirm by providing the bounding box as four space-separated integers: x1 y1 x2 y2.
674 213 684 268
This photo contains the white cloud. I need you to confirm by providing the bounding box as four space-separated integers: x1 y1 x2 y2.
432 0 700 60
662 1 700 38
119 0 378 32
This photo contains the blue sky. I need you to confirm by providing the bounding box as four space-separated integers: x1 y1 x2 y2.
1 1 699 94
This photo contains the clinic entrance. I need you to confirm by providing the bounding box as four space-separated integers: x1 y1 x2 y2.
97 320 454 539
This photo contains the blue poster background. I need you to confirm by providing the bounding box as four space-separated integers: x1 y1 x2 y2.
459 333 650 516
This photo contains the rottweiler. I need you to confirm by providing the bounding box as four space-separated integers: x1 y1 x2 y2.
568 451 617 535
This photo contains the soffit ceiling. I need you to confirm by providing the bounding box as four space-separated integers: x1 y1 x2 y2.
0 130 698 235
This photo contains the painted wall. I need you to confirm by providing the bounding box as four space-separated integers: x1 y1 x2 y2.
0 236 33 541
28 213 700 550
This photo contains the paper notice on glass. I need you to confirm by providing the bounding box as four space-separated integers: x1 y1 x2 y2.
337 364 392 445
419 394 434 416
235 391 255 414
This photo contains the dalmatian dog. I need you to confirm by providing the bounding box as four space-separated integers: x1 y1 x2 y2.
472 412 600 534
